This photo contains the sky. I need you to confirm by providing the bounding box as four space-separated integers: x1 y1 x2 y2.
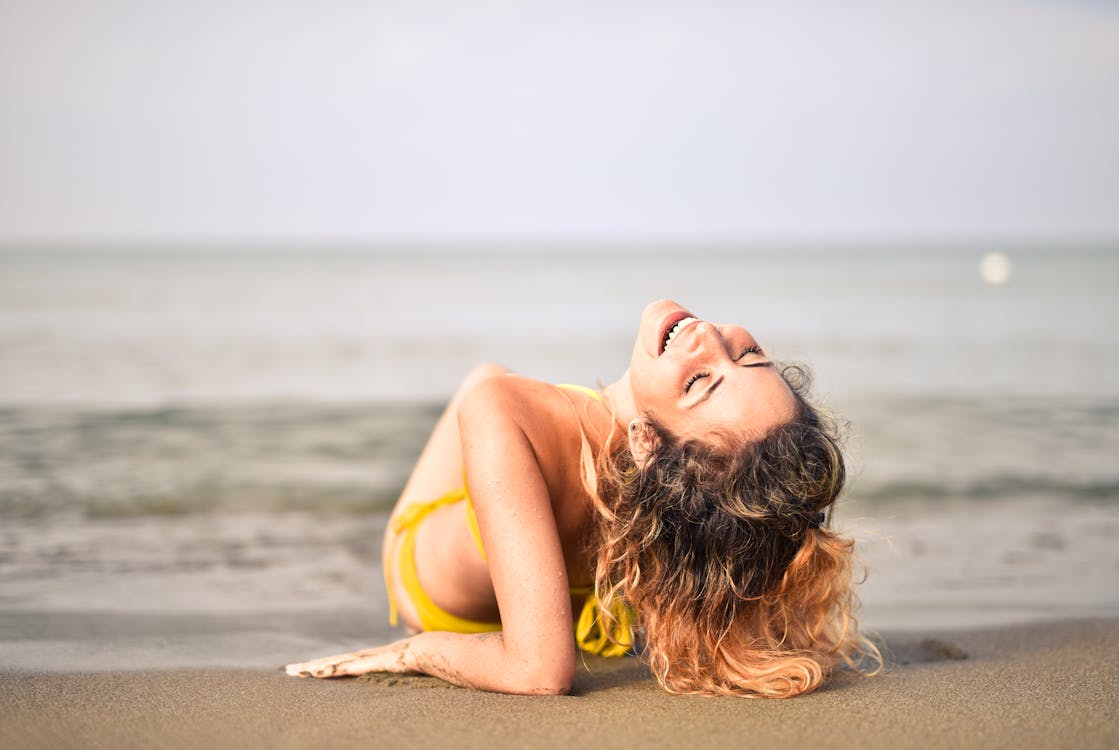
1 0 1117 246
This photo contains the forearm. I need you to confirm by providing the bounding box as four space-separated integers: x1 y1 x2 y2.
405 630 573 696
288 630 574 695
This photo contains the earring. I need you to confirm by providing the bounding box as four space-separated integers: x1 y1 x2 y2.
628 419 641 434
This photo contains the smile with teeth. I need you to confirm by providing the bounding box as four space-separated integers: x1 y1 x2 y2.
663 316 700 353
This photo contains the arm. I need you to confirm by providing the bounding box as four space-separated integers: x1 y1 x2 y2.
287 377 576 695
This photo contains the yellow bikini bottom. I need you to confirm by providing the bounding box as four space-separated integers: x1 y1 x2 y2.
385 480 635 656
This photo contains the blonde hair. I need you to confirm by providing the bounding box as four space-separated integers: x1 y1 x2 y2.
583 364 880 697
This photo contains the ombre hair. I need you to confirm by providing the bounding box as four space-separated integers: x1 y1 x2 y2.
587 364 881 697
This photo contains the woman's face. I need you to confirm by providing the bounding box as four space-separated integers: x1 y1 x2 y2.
628 299 797 442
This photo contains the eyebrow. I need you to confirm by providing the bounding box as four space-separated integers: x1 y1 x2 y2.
694 376 724 406
691 362 775 407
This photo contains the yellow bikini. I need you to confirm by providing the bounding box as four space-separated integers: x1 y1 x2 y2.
385 384 635 657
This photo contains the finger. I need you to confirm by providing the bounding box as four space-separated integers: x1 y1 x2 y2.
285 649 360 676
286 661 348 678
285 656 371 679
286 657 348 677
285 644 397 678
285 662 314 677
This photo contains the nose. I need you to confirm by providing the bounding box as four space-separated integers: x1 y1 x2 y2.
688 321 728 357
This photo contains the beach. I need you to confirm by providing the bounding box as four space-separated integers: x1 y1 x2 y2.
2 501 1117 748
1 247 1117 747
3 619 1117 749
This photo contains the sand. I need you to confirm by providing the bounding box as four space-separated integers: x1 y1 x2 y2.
2 618 1117 750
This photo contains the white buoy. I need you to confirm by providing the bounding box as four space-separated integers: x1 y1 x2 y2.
979 252 1012 285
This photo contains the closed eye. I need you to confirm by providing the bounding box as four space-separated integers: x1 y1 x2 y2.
735 345 774 371
684 372 709 393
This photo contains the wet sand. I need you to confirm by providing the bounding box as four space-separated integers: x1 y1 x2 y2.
2 618 1117 750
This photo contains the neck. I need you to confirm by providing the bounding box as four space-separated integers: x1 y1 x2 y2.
601 369 639 426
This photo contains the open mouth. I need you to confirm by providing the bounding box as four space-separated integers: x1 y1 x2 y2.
659 314 700 355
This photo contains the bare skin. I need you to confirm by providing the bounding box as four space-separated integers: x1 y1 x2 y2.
285 299 797 695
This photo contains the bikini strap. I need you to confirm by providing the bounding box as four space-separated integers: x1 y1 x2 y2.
556 383 602 402
389 487 469 534
387 487 470 627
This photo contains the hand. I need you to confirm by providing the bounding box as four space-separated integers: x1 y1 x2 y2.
285 640 413 679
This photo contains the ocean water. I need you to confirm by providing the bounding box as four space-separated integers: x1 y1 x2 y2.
1 247 1117 670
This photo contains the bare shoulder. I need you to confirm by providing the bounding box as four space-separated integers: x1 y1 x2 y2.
458 362 512 391
458 371 575 428
457 373 597 533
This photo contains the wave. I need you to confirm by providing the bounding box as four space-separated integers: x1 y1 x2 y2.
0 401 440 519
1 396 1117 519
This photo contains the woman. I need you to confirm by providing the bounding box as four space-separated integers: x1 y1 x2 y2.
286 299 879 697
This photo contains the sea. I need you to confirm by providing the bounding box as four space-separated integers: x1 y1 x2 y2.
1 246 1117 671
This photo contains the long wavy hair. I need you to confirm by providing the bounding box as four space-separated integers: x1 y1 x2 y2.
585 364 880 697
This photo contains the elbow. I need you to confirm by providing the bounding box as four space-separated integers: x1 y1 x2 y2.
536 663 575 696
521 672 574 697
506 660 574 696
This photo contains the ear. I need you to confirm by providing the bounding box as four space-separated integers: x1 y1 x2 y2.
627 419 660 468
